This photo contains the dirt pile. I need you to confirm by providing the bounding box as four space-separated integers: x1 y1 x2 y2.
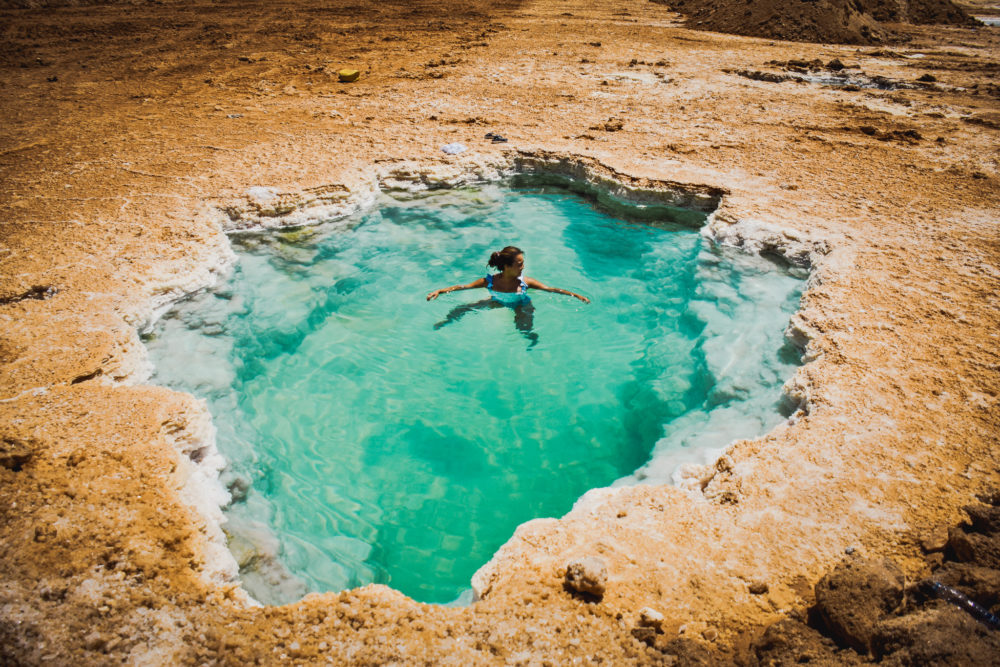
658 0 976 44
752 491 1000 664
861 0 975 24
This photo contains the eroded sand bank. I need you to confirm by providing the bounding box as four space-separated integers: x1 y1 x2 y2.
1 0 999 663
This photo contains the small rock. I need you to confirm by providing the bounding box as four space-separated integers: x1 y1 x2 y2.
748 580 769 595
702 627 718 642
814 558 905 654
440 143 467 155
637 607 664 630
917 73 937 83
564 556 608 597
338 69 360 83
920 526 949 553
947 526 976 562
827 58 845 71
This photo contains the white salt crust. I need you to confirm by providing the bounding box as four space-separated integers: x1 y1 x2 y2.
133 151 830 604
93 205 242 594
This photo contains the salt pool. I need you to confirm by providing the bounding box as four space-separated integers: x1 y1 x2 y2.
145 179 804 604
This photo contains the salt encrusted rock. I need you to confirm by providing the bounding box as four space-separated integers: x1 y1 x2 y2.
814 558 905 655
637 607 664 630
564 557 608 597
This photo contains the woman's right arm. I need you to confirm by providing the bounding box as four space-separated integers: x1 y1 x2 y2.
426 277 486 301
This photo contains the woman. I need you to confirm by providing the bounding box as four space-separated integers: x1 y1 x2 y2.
427 246 589 344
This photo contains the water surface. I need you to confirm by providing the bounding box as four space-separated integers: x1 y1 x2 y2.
145 181 803 604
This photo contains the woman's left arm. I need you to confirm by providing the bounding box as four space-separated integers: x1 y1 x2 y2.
525 277 590 303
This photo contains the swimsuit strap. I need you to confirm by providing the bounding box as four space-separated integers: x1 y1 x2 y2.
485 274 493 289
519 277 528 293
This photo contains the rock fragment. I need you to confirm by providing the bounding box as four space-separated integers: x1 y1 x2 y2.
814 558 905 655
564 556 607 598
920 526 949 553
637 607 664 630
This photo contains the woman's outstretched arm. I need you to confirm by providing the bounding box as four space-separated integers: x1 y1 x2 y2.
524 277 590 303
427 277 487 301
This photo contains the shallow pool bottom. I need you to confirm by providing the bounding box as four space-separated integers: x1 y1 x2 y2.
145 180 804 604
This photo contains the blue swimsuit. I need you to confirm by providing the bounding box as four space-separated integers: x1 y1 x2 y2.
486 274 530 306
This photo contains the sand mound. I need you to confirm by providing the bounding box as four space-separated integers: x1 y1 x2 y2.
660 0 976 45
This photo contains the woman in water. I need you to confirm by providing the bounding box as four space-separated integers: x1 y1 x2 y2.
427 246 589 344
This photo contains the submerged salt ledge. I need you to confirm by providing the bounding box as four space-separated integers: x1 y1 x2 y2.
149 155 823 604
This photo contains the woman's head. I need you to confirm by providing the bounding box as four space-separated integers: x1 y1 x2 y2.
488 246 524 273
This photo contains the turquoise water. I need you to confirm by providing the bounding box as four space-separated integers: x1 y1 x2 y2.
145 181 804 604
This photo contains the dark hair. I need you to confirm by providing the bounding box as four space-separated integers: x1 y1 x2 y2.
488 246 523 270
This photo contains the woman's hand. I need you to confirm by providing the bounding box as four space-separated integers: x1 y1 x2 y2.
426 289 443 301
574 293 591 304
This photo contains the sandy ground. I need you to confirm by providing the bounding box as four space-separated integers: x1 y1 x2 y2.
2 0 999 663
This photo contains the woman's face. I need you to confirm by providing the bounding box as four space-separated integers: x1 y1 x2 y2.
508 254 525 276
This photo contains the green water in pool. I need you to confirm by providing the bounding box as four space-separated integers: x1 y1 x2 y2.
144 181 803 604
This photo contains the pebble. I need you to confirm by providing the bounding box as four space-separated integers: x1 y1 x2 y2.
920 527 948 553
564 556 608 597
637 607 664 630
